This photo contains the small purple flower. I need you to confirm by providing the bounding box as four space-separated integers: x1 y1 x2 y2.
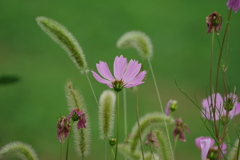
206 12 222 33
145 131 158 148
195 137 227 160
201 93 240 120
173 118 190 142
92 55 146 92
57 116 70 143
68 108 86 130
165 99 178 116
227 0 240 12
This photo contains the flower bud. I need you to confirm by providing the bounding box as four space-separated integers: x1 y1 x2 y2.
224 97 234 111
109 138 117 146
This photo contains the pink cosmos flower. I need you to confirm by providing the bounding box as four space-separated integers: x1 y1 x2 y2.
173 118 190 142
68 108 86 129
227 0 240 12
201 93 240 120
165 99 178 116
57 116 70 143
195 137 227 160
91 55 146 92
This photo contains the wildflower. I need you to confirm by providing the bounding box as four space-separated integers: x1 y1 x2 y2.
195 137 227 160
91 55 146 92
201 93 240 120
145 131 159 148
165 99 178 116
57 116 70 143
206 12 222 33
68 108 86 129
227 0 240 12
173 118 190 142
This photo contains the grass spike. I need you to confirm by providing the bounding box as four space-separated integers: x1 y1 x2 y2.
36 16 88 73
0 141 39 160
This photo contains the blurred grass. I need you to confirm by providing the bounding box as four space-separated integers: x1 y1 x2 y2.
1 0 240 159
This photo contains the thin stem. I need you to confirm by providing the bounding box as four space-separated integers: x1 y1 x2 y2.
111 146 115 160
210 30 219 140
85 71 99 105
114 92 120 160
173 135 179 154
149 143 156 160
147 58 174 159
237 138 240 160
60 142 63 160
135 87 145 160
66 121 74 160
82 154 84 160
123 89 127 160
105 139 108 160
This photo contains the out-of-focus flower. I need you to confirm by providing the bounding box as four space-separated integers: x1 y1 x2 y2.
165 99 178 116
173 118 190 142
91 55 146 92
201 93 240 120
57 116 70 143
206 12 222 33
68 108 86 129
227 0 240 13
195 137 227 160
145 131 158 148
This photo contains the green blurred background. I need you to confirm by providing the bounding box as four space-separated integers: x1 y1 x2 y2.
1 0 240 159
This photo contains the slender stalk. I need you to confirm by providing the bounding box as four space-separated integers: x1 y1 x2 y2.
111 146 115 160
149 143 156 160
60 142 63 160
214 9 232 159
135 87 145 160
210 30 219 140
82 154 84 160
105 139 108 160
123 89 127 160
237 138 240 160
147 58 174 159
173 135 179 154
114 92 120 160
66 121 74 160
85 71 99 105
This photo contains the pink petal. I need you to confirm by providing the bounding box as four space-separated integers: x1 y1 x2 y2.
165 100 173 116
96 61 114 81
122 60 141 83
91 71 112 87
195 137 214 149
125 71 146 85
124 82 144 88
200 139 211 160
114 55 127 80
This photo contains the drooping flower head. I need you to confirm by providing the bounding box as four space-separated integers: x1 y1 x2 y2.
195 137 227 160
201 93 240 121
92 55 146 92
173 118 190 142
145 130 159 148
57 116 70 143
227 0 240 13
206 12 222 33
165 99 178 116
68 108 86 129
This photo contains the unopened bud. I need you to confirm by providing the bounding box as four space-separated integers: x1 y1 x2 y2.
109 138 117 146
224 98 234 111
206 12 222 33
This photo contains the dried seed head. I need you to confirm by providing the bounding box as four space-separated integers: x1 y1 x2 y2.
206 12 222 34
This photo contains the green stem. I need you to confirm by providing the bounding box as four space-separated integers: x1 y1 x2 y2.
149 143 156 160
173 135 179 154
237 138 240 160
85 71 99 105
123 89 127 160
147 58 174 160
111 146 115 160
66 121 74 160
114 92 120 160
60 142 63 160
105 139 108 160
135 87 145 160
